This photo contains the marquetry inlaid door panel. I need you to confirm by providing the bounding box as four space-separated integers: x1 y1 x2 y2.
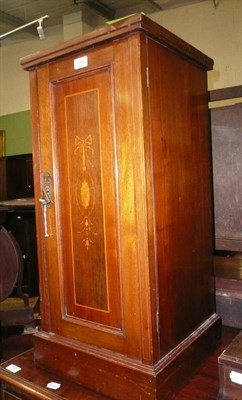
51 67 121 330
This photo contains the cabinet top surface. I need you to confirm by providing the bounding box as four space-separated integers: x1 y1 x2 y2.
220 331 242 361
20 13 213 71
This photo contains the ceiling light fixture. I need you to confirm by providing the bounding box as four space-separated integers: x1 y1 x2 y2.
0 15 49 40
37 19 45 40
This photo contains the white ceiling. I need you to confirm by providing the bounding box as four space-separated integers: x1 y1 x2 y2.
0 0 211 40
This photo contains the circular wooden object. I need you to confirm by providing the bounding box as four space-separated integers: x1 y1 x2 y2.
0 226 20 302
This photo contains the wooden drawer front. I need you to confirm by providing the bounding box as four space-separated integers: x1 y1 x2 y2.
2 387 28 400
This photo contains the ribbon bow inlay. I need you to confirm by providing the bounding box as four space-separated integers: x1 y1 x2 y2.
74 134 93 171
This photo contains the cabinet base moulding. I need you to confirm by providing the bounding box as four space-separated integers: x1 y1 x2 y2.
33 314 221 400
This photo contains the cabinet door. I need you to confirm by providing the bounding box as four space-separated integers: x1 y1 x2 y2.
53 67 121 327
32 37 155 363
34 47 128 351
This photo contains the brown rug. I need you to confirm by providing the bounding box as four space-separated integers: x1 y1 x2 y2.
0 297 39 312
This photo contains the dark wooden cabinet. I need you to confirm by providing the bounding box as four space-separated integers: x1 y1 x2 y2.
0 154 33 202
16 14 220 399
0 154 38 297
210 86 242 330
210 89 242 252
3 209 38 297
6 154 34 200
0 157 7 224
0 157 6 201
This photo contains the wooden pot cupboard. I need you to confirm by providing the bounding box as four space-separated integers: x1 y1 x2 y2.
1 14 221 400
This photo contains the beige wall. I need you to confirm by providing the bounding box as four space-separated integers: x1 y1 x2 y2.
0 10 105 116
0 25 64 115
0 0 241 116
150 0 242 91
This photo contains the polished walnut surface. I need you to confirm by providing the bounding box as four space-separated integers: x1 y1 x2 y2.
0 350 109 400
18 13 220 399
21 13 213 71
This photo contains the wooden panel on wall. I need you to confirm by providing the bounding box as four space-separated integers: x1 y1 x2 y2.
211 102 242 251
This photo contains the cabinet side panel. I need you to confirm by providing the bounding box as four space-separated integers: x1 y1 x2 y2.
147 39 215 354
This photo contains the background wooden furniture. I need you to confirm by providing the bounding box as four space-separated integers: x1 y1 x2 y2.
0 226 34 361
3 205 39 297
0 144 7 224
0 158 6 201
19 14 220 400
210 86 242 252
0 226 19 303
210 85 242 329
218 331 242 400
0 153 38 297
5 153 34 200
0 153 33 203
